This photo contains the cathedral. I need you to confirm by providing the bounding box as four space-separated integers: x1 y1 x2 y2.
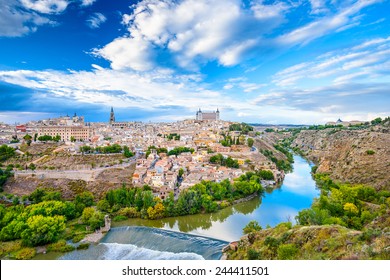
109 107 115 124
196 108 220 121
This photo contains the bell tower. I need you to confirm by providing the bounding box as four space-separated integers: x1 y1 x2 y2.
109 107 115 124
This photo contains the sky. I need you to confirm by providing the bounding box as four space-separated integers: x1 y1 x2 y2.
0 0 389 124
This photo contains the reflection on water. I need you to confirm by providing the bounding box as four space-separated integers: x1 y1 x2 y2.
114 155 319 241
45 155 319 260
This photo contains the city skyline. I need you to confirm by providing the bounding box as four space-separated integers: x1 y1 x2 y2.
1 0 390 124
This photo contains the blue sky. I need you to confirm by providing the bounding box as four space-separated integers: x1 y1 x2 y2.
0 0 389 124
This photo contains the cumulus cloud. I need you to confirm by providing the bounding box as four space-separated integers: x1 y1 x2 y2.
86 12 107 29
94 0 293 71
20 0 69 14
80 0 96 7
0 0 53 37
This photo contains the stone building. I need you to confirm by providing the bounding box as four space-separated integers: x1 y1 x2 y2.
196 108 220 121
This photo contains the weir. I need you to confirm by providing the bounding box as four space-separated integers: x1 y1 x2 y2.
60 226 228 260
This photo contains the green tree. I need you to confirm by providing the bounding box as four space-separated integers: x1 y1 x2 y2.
243 220 262 234
371 117 382 125
28 163 36 171
0 145 15 162
21 215 66 246
75 192 94 207
23 134 32 146
247 138 254 148
123 145 134 158
178 168 184 178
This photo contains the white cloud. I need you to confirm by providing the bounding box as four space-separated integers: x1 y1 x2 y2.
21 0 69 14
80 0 96 7
0 0 53 37
251 0 290 20
273 35 390 87
309 0 328 14
94 0 293 71
86 12 107 29
277 0 381 46
94 37 155 71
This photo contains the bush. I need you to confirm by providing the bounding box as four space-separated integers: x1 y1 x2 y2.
72 234 85 243
47 240 75 253
243 220 262 234
277 244 298 260
77 243 90 250
113 215 127 222
366 150 375 155
14 247 36 260
117 207 139 218
247 248 261 260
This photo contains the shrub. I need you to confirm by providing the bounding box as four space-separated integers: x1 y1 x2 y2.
243 220 262 234
77 243 90 250
113 215 127 222
14 247 36 260
117 207 139 218
47 240 75 253
247 248 261 260
366 150 375 155
72 234 85 243
264 236 279 249
277 244 298 260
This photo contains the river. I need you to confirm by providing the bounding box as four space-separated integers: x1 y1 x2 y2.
46 155 319 260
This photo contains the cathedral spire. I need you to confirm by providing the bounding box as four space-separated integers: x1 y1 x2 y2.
109 107 115 124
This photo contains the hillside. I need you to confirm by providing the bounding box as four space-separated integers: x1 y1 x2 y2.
225 219 390 260
292 123 390 190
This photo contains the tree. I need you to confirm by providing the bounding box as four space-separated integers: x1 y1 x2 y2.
28 163 36 171
23 134 32 146
0 145 15 162
123 145 134 158
75 192 94 207
247 138 254 148
258 170 274 180
178 168 184 178
343 202 359 215
70 136 76 142
38 135 53 142
147 203 165 219
243 220 262 234
79 145 92 154
371 117 382 125
81 207 104 230
21 215 66 246
53 135 61 142
33 133 38 142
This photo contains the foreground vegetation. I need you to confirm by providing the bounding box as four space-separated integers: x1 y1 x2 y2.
0 170 265 259
226 173 390 260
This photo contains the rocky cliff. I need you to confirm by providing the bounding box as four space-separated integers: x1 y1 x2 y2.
292 124 390 190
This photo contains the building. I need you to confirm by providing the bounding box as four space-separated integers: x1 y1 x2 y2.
109 107 115 124
196 108 220 121
325 118 365 127
37 125 94 141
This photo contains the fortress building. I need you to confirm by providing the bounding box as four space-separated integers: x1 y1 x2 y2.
196 108 220 121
